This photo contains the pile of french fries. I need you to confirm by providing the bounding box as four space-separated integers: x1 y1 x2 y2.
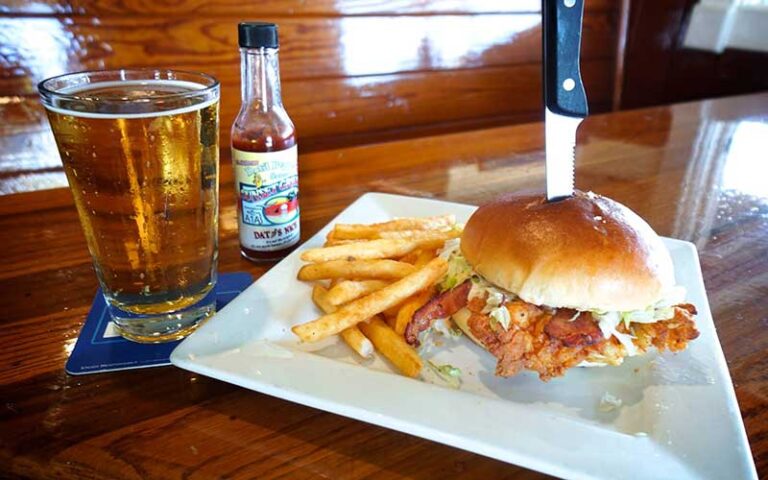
291 215 460 378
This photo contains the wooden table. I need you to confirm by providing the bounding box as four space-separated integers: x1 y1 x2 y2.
1 93 766 479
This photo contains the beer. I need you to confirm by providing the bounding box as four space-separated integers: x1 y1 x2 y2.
41 72 220 342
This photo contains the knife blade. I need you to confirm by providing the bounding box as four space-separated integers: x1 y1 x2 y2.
542 0 588 201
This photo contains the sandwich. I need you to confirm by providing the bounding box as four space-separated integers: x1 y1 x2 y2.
404 191 699 381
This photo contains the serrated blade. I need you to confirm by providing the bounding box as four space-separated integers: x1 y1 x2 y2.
545 108 581 201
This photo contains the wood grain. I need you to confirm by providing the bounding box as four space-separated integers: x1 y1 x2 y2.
0 7 620 187
1 92 767 478
0 0 615 16
0 59 615 192
278 60 613 139
0 14 616 92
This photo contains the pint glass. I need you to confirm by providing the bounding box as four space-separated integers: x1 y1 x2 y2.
39 69 220 343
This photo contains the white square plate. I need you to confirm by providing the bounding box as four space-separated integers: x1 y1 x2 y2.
171 193 756 480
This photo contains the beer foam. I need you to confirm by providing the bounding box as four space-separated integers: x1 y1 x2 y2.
43 80 219 119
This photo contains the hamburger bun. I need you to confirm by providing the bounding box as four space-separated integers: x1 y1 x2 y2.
460 191 674 312
451 308 485 347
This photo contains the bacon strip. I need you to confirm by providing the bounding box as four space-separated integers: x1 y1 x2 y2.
543 309 604 347
404 280 471 345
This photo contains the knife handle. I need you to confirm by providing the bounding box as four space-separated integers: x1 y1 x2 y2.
542 0 588 118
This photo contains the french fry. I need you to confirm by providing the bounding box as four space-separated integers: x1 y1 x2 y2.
297 259 415 281
312 285 374 358
330 215 456 240
292 257 448 342
358 317 423 378
394 288 434 335
340 325 375 359
311 284 338 314
399 250 420 265
326 280 389 306
303 239 415 262
324 239 364 247
300 238 446 263
383 303 402 319
378 228 461 242
414 248 437 268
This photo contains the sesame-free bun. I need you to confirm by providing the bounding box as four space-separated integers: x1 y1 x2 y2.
460 191 675 312
451 308 484 346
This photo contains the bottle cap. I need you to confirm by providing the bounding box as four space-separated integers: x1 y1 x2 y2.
238 22 279 49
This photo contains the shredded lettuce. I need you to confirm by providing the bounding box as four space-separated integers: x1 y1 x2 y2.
622 309 654 325
489 306 511 331
426 361 462 389
619 307 675 328
418 318 463 356
439 249 473 291
593 311 638 356
469 277 517 306
482 290 505 312
437 237 461 259
589 285 687 353
599 392 623 412
433 318 462 338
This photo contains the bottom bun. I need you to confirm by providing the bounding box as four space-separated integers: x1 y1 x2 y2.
451 308 486 348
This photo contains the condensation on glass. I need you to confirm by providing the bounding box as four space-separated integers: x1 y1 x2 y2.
39 69 221 343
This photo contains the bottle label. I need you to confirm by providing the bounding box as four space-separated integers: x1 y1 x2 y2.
232 146 300 252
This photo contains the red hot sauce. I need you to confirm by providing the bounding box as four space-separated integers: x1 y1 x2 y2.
231 22 300 261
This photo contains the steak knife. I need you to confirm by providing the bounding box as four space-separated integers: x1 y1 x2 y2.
542 0 588 201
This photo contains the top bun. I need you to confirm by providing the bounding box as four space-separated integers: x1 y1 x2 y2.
460 191 674 312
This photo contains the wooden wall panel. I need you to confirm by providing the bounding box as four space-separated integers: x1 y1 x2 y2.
0 0 621 193
0 14 616 95
0 59 614 155
283 60 614 139
0 0 615 16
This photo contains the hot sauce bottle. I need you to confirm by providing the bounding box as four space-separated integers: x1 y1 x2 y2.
231 22 300 261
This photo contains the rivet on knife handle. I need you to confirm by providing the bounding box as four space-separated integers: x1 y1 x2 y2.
542 0 588 202
542 0 588 118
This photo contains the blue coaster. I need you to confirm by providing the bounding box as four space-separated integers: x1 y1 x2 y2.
65 272 253 375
